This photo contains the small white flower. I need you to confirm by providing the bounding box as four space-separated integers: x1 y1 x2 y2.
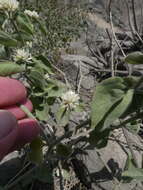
13 49 31 62
24 10 39 18
26 41 33 48
61 90 80 109
44 73 50 80
0 0 19 11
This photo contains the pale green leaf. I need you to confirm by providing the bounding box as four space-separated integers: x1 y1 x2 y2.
91 77 126 129
103 89 134 129
56 106 70 126
0 63 24 76
122 155 143 181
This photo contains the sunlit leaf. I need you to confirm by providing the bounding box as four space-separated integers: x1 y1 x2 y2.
122 155 143 181
91 77 126 129
36 105 49 121
0 63 24 76
56 106 70 126
103 89 134 130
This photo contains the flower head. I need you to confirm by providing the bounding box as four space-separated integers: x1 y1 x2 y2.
13 49 31 62
44 73 50 80
24 10 39 18
26 41 33 48
0 0 19 11
61 90 80 109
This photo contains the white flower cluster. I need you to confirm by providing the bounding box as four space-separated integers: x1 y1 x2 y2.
26 41 33 48
24 10 39 18
13 49 32 62
0 0 19 11
44 73 50 80
61 90 80 109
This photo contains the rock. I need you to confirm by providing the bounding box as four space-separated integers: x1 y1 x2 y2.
83 129 143 190
81 75 95 90
61 54 96 83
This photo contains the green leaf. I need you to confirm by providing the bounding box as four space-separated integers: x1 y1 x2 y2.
91 77 126 129
90 77 135 148
34 18 47 35
56 106 70 126
0 46 6 59
46 86 67 98
0 63 24 76
36 55 54 74
16 14 34 35
103 89 134 129
29 69 46 89
88 129 110 148
56 143 72 158
0 30 18 47
36 105 49 121
122 155 143 181
74 103 85 112
121 92 143 117
0 13 6 27
125 120 140 134
34 164 53 183
32 57 53 74
29 137 44 164
13 31 33 42
125 52 143 64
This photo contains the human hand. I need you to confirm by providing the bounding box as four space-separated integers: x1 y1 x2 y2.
0 77 40 161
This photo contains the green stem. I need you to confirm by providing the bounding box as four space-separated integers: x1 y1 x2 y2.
20 104 35 119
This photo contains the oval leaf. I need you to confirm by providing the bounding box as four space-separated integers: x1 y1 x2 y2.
16 14 34 35
91 77 126 129
103 89 134 129
56 143 72 158
34 18 47 35
0 63 24 76
125 52 143 64
0 30 18 47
